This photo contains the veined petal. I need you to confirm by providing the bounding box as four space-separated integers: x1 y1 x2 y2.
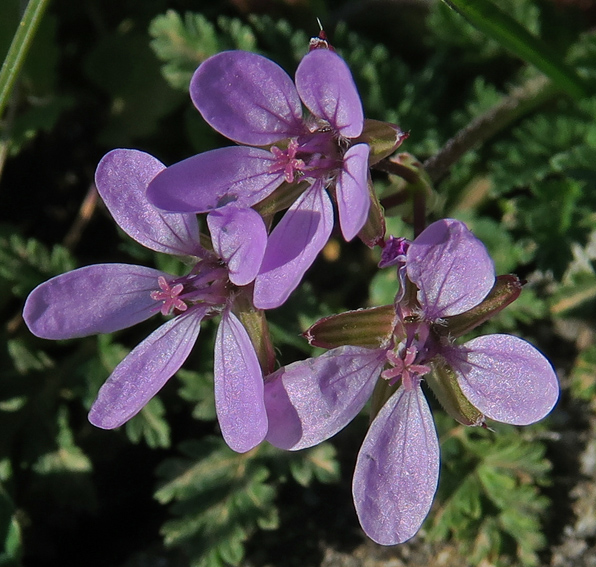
95 149 203 257
191 50 303 145
214 309 267 453
88 308 206 429
353 384 440 545
207 206 267 286
336 144 370 241
147 146 285 214
447 334 559 426
295 49 364 138
265 346 387 450
23 264 167 339
253 181 333 309
407 219 495 319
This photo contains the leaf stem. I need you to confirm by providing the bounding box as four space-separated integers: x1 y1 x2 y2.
0 0 52 120
423 74 558 183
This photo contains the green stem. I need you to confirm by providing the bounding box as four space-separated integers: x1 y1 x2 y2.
0 0 52 120
423 74 558 184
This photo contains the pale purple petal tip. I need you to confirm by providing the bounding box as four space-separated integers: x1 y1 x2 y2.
353 385 440 545
253 181 334 310
88 309 205 429
336 144 370 241
407 219 495 319
147 146 284 214
23 264 166 339
449 334 559 426
95 149 203 257
265 346 387 450
191 50 304 145
214 310 267 453
207 206 267 286
295 49 364 138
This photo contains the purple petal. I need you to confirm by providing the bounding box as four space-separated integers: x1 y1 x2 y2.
336 143 370 241
253 181 333 309
295 49 364 138
207 206 267 286
191 50 304 145
95 149 203 257
265 346 387 450
214 309 267 453
447 334 559 426
147 146 285 214
407 219 495 319
353 384 440 545
88 308 206 429
23 264 167 339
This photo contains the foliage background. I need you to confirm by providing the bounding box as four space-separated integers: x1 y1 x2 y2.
1 0 596 565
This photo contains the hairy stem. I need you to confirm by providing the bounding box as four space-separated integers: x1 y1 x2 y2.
423 74 558 184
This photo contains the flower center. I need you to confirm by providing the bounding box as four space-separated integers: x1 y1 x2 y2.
382 345 431 391
151 276 188 316
269 140 305 183
150 262 230 317
268 132 343 184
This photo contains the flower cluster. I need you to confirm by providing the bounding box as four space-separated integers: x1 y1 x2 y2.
264 218 559 544
23 46 559 545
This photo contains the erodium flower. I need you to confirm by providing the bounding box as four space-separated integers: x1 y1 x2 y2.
23 149 270 453
263 219 559 544
146 49 374 309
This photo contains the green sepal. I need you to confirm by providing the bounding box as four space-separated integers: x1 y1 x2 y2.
426 361 485 427
369 375 398 423
252 179 310 221
304 304 395 349
357 175 386 247
355 119 409 166
443 274 523 338
231 286 276 375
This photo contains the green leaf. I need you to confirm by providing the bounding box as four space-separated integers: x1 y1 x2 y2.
569 343 596 403
84 28 183 145
176 368 216 422
0 484 22 566
287 443 340 487
551 270 596 316
440 0 587 98
155 438 279 567
125 396 171 449
428 419 551 566
7 338 53 375
0 230 75 300
31 407 97 515
149 11 257 91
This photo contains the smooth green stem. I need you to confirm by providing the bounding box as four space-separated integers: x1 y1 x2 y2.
441 0 588 99
0 0 52 120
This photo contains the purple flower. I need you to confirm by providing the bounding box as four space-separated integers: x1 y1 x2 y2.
146 49 370 309
23 149 269 453
263 219 559 544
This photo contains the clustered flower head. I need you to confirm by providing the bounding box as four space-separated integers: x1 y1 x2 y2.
23 44 560 547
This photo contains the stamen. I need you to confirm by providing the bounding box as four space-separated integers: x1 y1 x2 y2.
382 346 431 390
151 276 189 316
269 140 305 183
